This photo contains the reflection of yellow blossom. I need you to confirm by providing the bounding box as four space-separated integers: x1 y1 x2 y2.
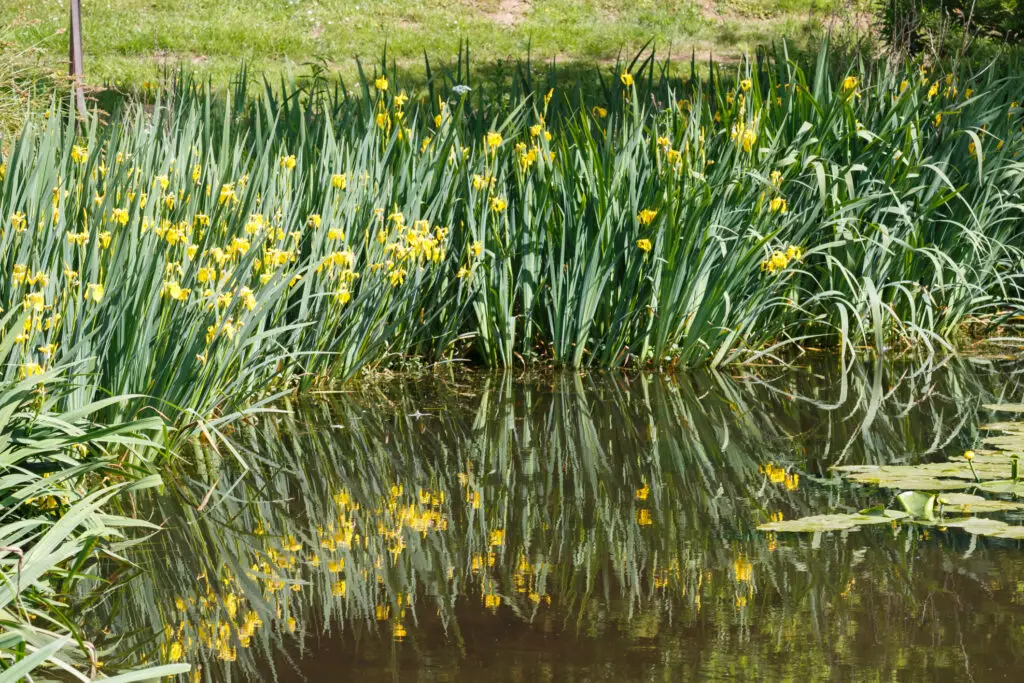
733 555 753 582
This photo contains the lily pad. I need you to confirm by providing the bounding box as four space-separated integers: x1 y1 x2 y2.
834 458 1014 489
976 480 1024 496
897 491 936 519
936 493 1024 513
758 510 906 533
931 517 1024 539
838 468 972 490
758 514 859 533
980 421 1024 431
980 435 1024 450
851 509 909 523
942 517 1010 536
991 526 1024 540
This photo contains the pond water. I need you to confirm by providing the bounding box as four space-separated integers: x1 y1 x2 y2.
95 359 1024 681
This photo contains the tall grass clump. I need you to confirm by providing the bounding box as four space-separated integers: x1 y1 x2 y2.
0 43 1022 421
0 24 28 138
0 356 188 680
0 21 54 141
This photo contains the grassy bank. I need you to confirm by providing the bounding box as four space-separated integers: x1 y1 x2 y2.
0 0 863 88
1 45 1023 426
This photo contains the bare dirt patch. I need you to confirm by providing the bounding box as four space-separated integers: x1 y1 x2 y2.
697 0 725 21
474 0 531 27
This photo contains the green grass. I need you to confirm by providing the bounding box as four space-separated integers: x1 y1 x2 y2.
0 22 54 140
0 0 867 89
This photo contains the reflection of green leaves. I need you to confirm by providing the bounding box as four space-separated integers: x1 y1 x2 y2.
115 372 822 679
983 404 1024 413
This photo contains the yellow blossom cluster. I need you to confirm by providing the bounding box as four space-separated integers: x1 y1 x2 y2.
760 246 803 275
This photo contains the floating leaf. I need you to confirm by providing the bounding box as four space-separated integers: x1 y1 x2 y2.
835 458 1014 489
942 517 1009 536
840 469 972 490
980 434 1024 450
758 510 906 533
936 493 1024 513
897 491 936 519
976 480 1024 496
979 422 1024 432
991 526 1024 540
758 514 859 533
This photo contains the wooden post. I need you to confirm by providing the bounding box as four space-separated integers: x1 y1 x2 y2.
69 0 87 121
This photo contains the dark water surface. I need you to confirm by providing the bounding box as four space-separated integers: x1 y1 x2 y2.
97 360 1024 681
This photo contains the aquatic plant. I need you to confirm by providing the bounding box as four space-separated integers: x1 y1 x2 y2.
763 401 1024 536
0 331 187 680
0 45 1022 424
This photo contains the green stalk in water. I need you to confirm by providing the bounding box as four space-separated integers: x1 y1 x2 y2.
964 449 979 483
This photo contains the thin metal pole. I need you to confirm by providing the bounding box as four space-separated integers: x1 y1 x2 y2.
69 0 87 121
